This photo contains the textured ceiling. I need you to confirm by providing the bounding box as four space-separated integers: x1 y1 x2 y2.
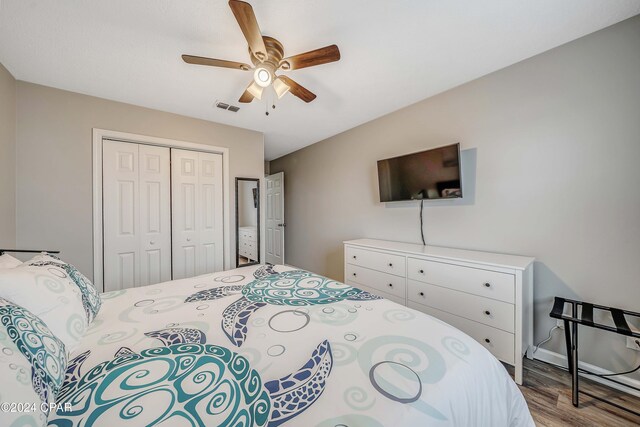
1 1 638 159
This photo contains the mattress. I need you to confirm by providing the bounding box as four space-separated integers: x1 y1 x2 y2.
48 264 533 426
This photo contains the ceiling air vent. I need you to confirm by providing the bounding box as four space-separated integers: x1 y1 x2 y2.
215 101 240 112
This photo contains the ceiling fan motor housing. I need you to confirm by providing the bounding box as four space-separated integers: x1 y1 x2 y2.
250 36 285 76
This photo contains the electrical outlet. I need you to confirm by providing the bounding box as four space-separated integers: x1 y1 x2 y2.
627 337 640 351
556 319 564 329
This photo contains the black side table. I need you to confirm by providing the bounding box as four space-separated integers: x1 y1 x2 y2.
549 297 640 413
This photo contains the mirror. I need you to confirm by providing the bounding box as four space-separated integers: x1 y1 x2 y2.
236 178 260 267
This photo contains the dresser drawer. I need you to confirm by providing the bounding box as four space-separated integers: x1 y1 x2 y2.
346 264 406 299
346 280 405 305
407 258 514 303
410 303 515 364
408 280 514 333
345 246 405 277
239 229 257 241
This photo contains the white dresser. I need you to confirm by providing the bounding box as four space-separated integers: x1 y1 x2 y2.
344 238 534 384
238 226 258 262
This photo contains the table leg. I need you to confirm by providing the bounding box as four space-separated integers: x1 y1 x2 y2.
571 321 579 407
563 320 572 373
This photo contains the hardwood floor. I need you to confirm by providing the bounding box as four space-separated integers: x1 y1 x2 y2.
510 359 640 426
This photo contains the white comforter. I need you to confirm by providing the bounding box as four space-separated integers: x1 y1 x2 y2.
48 264 533 426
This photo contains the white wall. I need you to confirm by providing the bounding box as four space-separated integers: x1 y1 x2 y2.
271 16 640 380
15 82 264 278
0 63 16 247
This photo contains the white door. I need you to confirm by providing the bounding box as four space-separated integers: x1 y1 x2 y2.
265 172 285 265
139 145 172 286
171 149 224 279
103 141 171 291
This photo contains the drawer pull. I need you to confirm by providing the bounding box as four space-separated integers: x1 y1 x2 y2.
353 255 357 259
419 269 424 274
388 283 393 288
352 273 357 277
419 292 425 297
388 263 393 267
484 338 491 344
484 282 491 288
484 310 491 316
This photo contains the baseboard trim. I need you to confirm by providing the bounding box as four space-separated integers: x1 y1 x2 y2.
533 348 640 398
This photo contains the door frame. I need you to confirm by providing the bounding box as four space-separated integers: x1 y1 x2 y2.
92 128 231 292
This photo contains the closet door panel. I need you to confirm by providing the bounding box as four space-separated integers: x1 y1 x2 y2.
139 144 171 286
171 149 224 279
171 149 200 280
103 141 140 292
198 153 223 275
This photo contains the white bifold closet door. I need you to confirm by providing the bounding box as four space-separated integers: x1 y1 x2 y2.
103 141 172 291
171 149 224 279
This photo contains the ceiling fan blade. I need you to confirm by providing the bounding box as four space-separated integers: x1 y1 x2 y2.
277 75 316 103
238 87 254 103
228 0 267 62
280 44 340 70
182 55 251 71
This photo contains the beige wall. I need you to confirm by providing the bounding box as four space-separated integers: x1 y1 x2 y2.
16 82 264 278
272 16 640 379
0 63 16 247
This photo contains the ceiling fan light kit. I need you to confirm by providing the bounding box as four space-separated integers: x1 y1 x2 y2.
182 0 341 105
246 81 264 100
253 65 273 87
273 77 290 99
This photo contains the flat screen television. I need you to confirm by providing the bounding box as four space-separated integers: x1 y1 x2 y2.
377 143 462 202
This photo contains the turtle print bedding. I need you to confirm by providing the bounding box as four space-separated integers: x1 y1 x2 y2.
44 264 533 426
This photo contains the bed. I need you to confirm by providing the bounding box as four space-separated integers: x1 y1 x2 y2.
38 263 533 426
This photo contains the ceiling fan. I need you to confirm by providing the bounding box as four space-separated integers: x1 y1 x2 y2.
182 0 340 104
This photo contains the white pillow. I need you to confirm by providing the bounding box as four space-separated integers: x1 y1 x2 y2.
0 261 88 352
0 297 67 426
26 254 102 324
0 253 22 269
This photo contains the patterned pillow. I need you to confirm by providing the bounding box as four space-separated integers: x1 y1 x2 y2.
27 254 102 324
0 297 67 425
0 259 88 352
0 254 22 269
